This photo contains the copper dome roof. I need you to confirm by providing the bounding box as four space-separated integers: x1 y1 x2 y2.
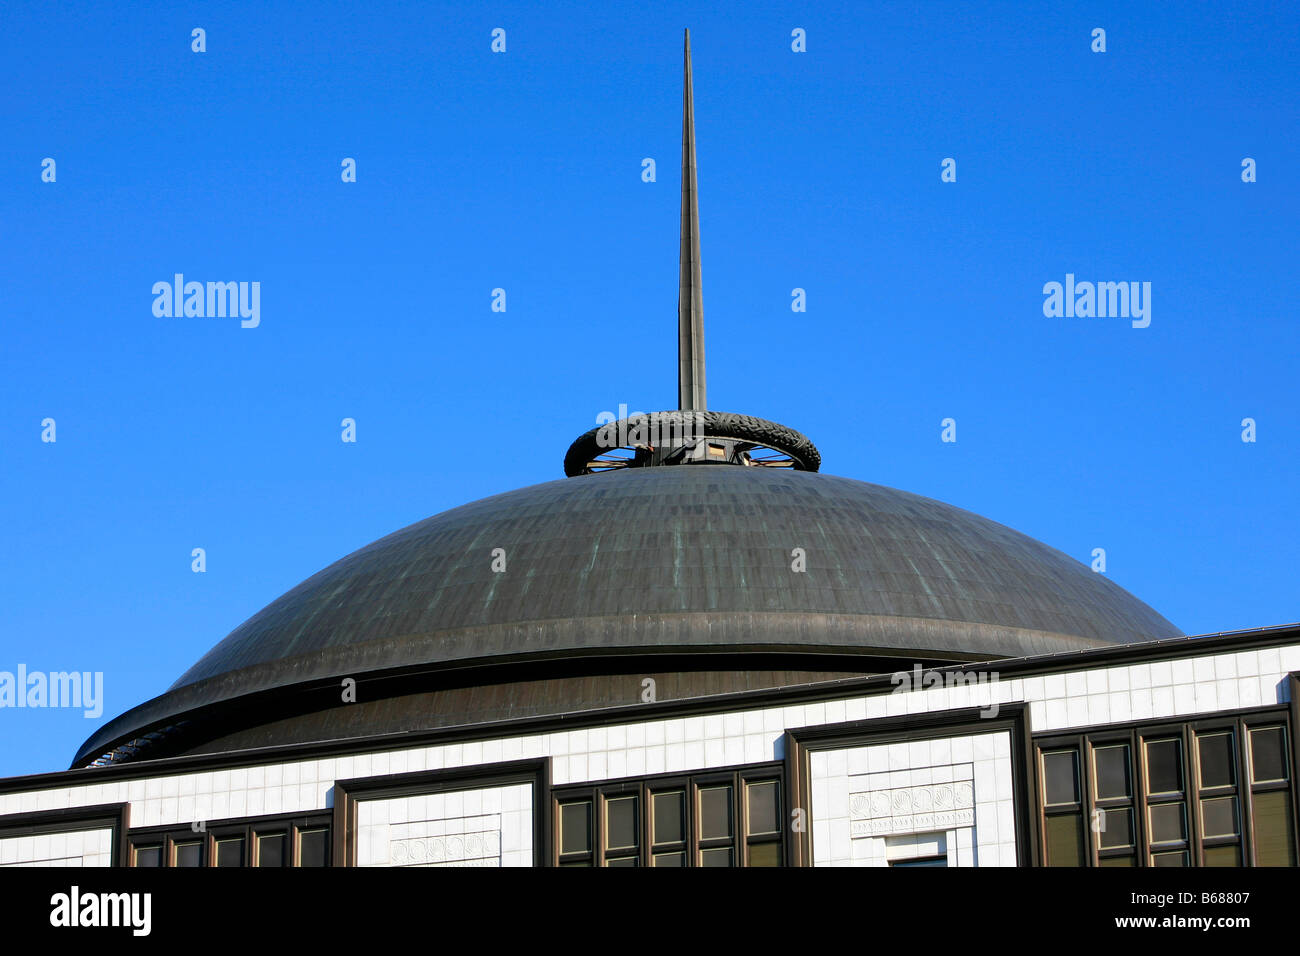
76 467 1179 765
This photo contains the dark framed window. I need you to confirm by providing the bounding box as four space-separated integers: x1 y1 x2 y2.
1041 747 1086 867
1143 734 1190 866
128 812 331 867
891 856 948 867
1036 708 1297 866
1092 738 1137 866
1246 724 1296 866
553 763 785 867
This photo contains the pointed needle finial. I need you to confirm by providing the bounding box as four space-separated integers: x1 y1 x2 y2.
677 28 706 411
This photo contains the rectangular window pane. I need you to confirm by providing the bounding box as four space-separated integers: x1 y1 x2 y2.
1201 796 1238 839
215 836 244 867
652 851 685 867
1146 738 1184 795
174 841 204 867
1094 744 1131 800
560 801 592 855
1097 807 1133 849
1250 727 1288 784
1197 732 1236 789
699 786 733 841
256 833 286 867
605 795 638 852
746 781 780 836
700 846 733 867
1152 850 1188 866
298 828 329 867
748 841 781 867
1099 855 1134 867
133 845 162 867
1045 814 1084 866
1043 750 1079 806
1252 789 1297 866
1202 844 1241 867
1149 803 1186 844
652 791 684 845
891 856 947 867
606 856 638 867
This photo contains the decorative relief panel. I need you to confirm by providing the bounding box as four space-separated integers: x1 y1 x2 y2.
849 769 975 838
387 814 502 867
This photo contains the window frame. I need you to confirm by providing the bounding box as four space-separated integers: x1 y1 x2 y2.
126 810 333 867
333 757 549 868
0 802 130 868
551 761 785 867
1034 705 1297 866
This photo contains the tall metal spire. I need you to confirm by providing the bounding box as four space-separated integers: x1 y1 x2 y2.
677 28 706 411
562 31 821 477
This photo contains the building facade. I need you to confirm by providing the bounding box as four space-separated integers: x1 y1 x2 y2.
1 624 1297 867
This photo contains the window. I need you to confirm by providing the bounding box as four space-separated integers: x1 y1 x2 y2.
129 813 331 867
256 832 287 867
1143 736 1189 866
885 832 948 867
1037 712 1298 866
1247 725 1296 866
650 790 686 866
1041 748 1085 867
554 765 785 867
1093 742 1136 866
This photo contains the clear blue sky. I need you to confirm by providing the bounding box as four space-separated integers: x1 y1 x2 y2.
1 1 1297 776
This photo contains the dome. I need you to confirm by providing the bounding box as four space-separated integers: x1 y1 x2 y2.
73 44 1181 768
74 466 1180 766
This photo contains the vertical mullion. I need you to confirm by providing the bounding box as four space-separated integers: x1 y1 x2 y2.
734 772 744 867
1237 718 1255 866
595 789 604 867
641 782 650 869
1136 732 1150 867
1185 725 1200 866
688 779 698 867
1123 730 1138 866
1289 702 1300 862
1082 737 1097 866
1035 746 1046 866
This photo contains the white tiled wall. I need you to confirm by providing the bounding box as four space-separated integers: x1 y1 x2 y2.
809 732 1016 867
0 827 113 867
355 782 532 867
1 641 1296 866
